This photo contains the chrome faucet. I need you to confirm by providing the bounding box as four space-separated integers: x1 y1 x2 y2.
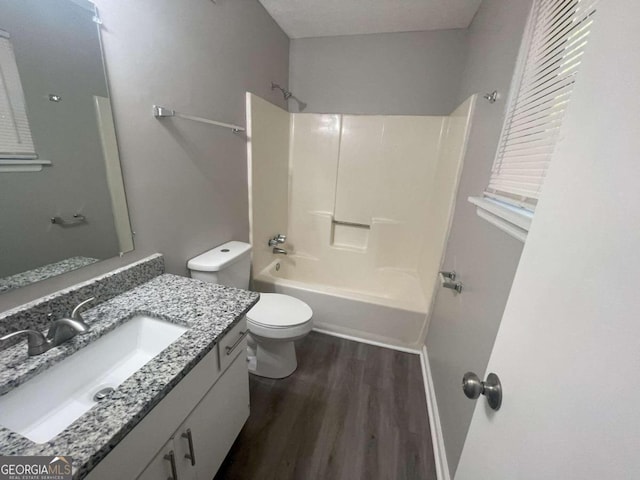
0 297 94 356
272 247 288 255
268 233 286 247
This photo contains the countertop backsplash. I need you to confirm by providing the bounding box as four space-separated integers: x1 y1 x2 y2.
0 254 165 342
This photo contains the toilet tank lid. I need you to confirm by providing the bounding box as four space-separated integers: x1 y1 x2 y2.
187 241 251 272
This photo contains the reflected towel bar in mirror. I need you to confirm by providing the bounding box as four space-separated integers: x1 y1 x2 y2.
51 214 87 227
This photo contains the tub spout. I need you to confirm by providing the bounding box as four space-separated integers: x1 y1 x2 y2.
273 247 288 255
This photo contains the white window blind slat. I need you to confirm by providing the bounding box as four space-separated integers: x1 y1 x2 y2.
534 0 596 51
507 104 567 131
486 0 597 207
516 70 578 105
512 78 576 113
508 115 565 137
0 30 37 159
508 95 571 125
500 129 563 149
491 160 550 169
500 134 561 148
490 172 548 183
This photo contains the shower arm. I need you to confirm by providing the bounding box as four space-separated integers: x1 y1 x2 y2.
271 82 307 111
271 82 291 99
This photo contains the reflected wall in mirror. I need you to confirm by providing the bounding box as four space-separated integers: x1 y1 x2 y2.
0 0 133 294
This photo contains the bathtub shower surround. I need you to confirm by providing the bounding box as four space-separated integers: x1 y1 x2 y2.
247 94 475 347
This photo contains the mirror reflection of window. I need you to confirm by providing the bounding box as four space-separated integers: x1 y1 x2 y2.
0 29 37 160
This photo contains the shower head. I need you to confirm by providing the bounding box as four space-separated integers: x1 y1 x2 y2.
291 96 307 112
271 82 307 112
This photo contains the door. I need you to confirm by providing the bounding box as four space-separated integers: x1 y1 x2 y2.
455 1 640 479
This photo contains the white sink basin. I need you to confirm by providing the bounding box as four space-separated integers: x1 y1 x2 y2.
0 315 188 443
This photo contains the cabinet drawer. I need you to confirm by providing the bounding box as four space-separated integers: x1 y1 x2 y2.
218 317 248 372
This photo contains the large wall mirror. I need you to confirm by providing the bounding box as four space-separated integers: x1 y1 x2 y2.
0 0 133 294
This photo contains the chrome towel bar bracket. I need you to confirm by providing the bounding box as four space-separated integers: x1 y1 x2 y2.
51 214 87 227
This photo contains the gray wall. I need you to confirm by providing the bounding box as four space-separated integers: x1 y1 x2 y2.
289 30 468 115
425 0 532 475
0 0 119 277
0 0 289 311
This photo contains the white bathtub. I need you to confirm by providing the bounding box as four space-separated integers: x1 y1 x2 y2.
252 257 428 348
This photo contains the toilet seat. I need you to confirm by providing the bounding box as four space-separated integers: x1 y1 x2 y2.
247 293 312 328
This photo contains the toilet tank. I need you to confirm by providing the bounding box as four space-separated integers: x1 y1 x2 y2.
187 241 252 289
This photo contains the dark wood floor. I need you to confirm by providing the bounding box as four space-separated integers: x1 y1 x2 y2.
214 332 436 480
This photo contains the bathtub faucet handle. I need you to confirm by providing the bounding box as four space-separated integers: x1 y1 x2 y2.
268 234 287 247
439 271 456 281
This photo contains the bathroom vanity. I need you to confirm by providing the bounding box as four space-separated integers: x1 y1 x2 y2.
0 256 258 479
88 315 250 480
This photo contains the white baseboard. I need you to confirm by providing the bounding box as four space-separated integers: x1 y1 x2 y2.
420 346 451 480
312 327 421 354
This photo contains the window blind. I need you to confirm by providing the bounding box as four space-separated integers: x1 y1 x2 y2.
0 30 37 159
487 0 597 210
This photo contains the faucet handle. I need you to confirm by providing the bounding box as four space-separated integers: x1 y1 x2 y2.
0 330 49 356
71 297 95 321
268 234 287 247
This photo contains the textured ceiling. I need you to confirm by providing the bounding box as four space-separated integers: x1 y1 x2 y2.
259 0 483 39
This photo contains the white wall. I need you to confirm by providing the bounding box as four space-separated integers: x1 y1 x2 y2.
425 0 533 475
289 30 468 115
0 0 289 311
246 93 290 275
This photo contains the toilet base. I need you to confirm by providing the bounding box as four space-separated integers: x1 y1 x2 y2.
247 333 298 379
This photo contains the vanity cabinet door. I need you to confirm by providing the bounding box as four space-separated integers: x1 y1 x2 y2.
137 437 195 480
177 352 250 479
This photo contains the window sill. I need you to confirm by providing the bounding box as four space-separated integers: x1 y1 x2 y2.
0 159 52 172
468 196 533 243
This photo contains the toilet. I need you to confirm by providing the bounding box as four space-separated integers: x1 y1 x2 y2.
187 241 313 379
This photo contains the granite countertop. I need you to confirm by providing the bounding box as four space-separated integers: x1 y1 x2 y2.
0 274 259 479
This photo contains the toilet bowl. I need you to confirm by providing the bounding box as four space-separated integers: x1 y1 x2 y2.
187 241 313 379
245 293 313 378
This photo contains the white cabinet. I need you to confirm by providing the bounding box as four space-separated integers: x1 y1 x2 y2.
172 355 249 479
87 318 249 480
136 354 248 480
